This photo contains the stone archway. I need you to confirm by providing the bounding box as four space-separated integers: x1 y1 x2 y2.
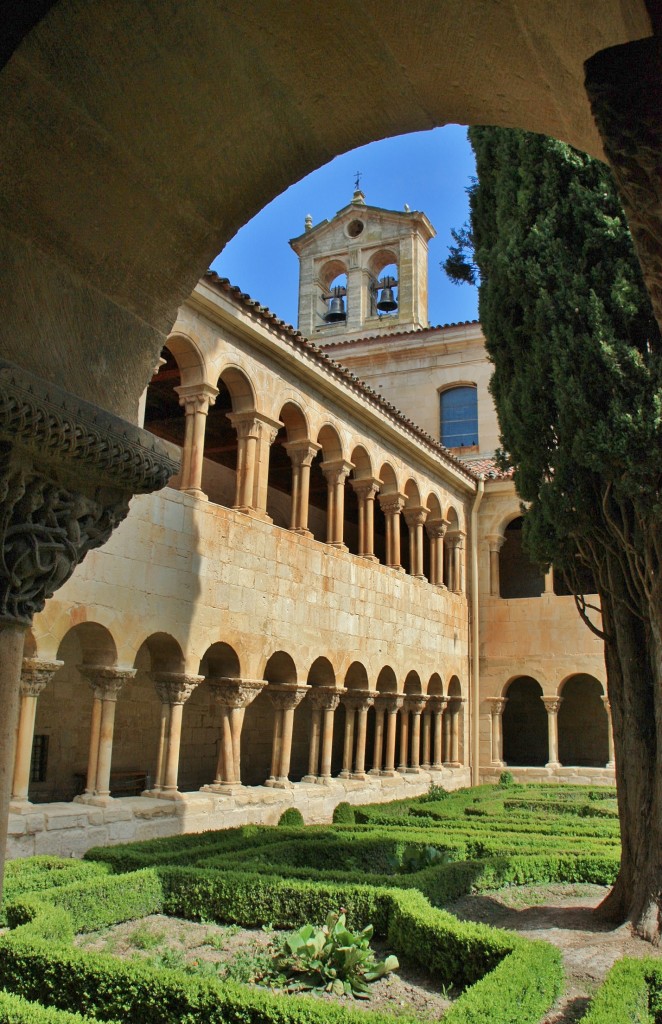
502 676 548 767
558 674 610 767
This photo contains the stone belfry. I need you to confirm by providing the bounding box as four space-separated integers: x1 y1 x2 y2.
289 189 435 343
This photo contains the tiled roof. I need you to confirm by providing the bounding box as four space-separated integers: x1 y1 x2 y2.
319 321 481 348
459 456 514 480
202 271 479 483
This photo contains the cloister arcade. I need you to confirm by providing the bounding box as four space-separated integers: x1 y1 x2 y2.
10 622 466 807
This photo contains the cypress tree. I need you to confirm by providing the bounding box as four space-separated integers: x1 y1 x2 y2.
449 127 662 940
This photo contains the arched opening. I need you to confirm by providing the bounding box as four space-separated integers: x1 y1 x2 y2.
377 463 399 567
428 672 444 696
439 384 478 450
127 633 187 794
502 676 547 766
403 480 424 577
499 517 545 599
444 506 460 588
558 675 609 767
242 651 298 786
318 263 348 330
369 254 399 321
307 656 336 688
201 367 256 507
553 562 599 597
266 402 306 529
199 642 241 680
447 675 465 765
30 623 117 803
143 341 205 491
424 494 443 582
312 424 347 546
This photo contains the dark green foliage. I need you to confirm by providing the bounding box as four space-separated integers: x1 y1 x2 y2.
581 957 659 1023
331 802 355 824
1 859 109 926
0 990 119 1023
278 808 305 827
498 771 516 788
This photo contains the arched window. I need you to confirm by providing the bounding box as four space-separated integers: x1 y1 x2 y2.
499 517 545 599
439 386 478 448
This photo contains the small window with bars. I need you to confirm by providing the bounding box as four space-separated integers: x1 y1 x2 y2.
30 734 49 784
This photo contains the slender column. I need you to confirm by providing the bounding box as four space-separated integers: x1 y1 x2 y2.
404 506 428 579
426 519 449 587
421 710 432 769
253 415 282 516
601 695 615 768
379 493 406 570
442 703 453 765
447 532 465 593
344 690 374 778
11 658 62 806
541 696 562 768
77 666 135 799
398 702 410 771
449 697 466 766
174 383 219 499
153 702 170 792
306 706 322 779
321 459 353 547
544 568 555 594
429 696 448 769
487 697 508 767
318 688 343 783
227 412 262 512
351 479 380 559
265 684 309 787
283 440 321 533
205 678 265 788
153 673 202 796
406 695 427 772
486 534 505 597
382 695 404 776
302 686 342 782
369 697 387 774
339 698 356 778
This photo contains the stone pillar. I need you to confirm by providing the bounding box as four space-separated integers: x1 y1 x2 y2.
447 532 465 593
379 494 406 570
321 459 353 547
406 695 427 772
429 696 448 769
317 688 343 783
265 684 309 787
227 412 261 512
284 440 321 534
541 696 563 768
449 698 466 766
601 695 615 768
442 702 453 765
175 383 219 499
369 696 388 774
404 506 428 579
253 415 282 517
486 534 505 597
344 690 374 779
544 568 555 595
153 673 203 796
426 519 449 587
398 701 410 771
10 658 62 807
487 697 507 767
76 666 135 799
339 693 356 778
421 707 432 769
204 678 265 789
382 695 404 776
351 479 380 559
302 687 342 782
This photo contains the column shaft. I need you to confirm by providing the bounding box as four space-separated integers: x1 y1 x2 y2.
85 696 103 794
11 693 38 802
384 708 399 774
163 702 184 792
370 706 385 774
340 707 355 777
433 711 443 767
353 706 368 776
421 711 431 768
410 712 421 771
269 709 283 781
278 707 296 780
398 707 409 770
0 623 28 903
95 698 118 796
320 706 336 780
299 461 312 531
307 708 322 778
154 703 171 791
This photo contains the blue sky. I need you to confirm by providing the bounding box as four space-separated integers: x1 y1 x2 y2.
211 124 478 330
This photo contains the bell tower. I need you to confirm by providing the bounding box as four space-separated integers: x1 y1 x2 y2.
289 190 435 342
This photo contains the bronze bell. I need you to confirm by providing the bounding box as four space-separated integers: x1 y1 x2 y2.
376 284 398 312
324 294 346 322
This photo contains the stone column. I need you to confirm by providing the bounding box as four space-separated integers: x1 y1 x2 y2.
0 360 179 903
379 494 406 570
79 667 135 798
284 440 321 534
10 658 62 807
369 695 388 774
406 695 428 772
345 690 374 779
541 696 563 768
339 693 356 778
227 412 261 512
442 702 453 765
447 532 465 593
317 688 343 783
486 534 505 597
601 696 615 769
153 673 203 796
398 701 410 771
487 697 507 767
174 383 219 499
404 506 428 579
321 459 353 547
421 707 432 769
429 696 448 769
265 684 309 787
351 479 380 559
204 678 265 789
426 519 449 587
446 697 465 766
252 415 282 517
382 695 404 776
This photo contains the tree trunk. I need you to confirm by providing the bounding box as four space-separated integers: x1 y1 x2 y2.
596 557 662 943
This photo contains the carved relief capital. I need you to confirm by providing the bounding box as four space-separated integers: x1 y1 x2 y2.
351 477 380 502
541 696 563 715
283 439 322 468
342 688 375 712
405 694 428 715
377 693 404 714
154 672 203 706
426 518 450 540
601 695 612 714
446 531 465 551
19 657 63 697
487 696 508 717
427 695 449 715
208 676 266 708
404 505 428 529
79 665 136 702
321 459 354 488
486 533 506 553
378 492 406 517
307 685 344 712
267 683 310 710
226 411 262 441
175 383 219 416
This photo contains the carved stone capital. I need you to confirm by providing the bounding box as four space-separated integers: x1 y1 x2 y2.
541 696 563 715
378 693 404 714
0 360 179 626
446 531 465 551
267 683 310 710
226 411 262 440
351 477 380 502
283 439 322 468
486 533 506 553
488 696 508 717
19 657 63 698
426 517 450 540
403 505 428 529
427 695 449 715
378 492 406 517
208 676 265 708
307 685 344 712
342 688 375 712
79 665 136 701
175 383 219 416
154 672 203 705
321 459 354 487
405 694 428 715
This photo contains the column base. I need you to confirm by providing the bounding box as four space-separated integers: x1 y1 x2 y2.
9 798 32 813
315 775 339 786
154 789 187 801
407 767 422 774
368 767 382 776
381 769 397 777
397 766 408 773
606 761 615 769
328 541 348 551
231 504 252 515
291 528 313 538
301 774 318 784
180 487 208 501
490 760 506 768
447 761 462 769
545 761 561 769
350 771 367 780
360 553 378 562
264 777 292 789
200 783 243 795
430 763 444 771
73 793 115 807
435 583 447 590
338 770 352 779
412 574 427 581
421 763 431 771
388 564 404 572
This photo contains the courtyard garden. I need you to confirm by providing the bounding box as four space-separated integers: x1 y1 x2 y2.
0 781 661 1023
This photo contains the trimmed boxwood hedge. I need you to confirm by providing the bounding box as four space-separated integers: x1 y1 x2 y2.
0 990 118 1024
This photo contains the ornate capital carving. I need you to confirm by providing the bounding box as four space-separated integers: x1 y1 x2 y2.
79 665 136 701
427 695 449 715
378 492 406 517
266 683 310 710
377 693 404 714
446 531 465 551
541 696 563 715
283 439 322 468
405 694 428 715
154 672 203 705
321 459 354 487
0 360 179 626
342 688 375 712
404 505 428 529
307 685 343 712
486 533 506 553
488 696 508 716
426 518 449 540
175 383 219 416
351 477 380 502
19 657 63 697
208 676 265 708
